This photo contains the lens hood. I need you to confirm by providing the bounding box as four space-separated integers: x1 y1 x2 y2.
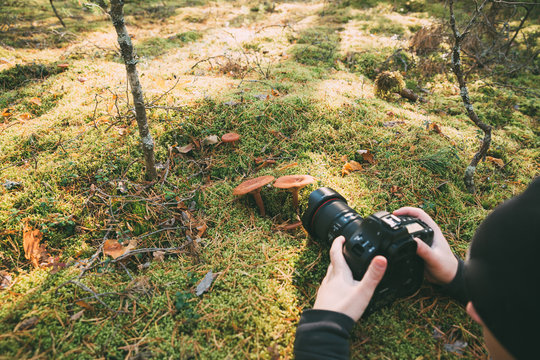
301 187 348 238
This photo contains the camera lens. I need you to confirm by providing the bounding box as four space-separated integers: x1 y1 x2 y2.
302 187 363 244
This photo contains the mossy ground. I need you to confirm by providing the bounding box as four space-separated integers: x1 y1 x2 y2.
1 0 538 359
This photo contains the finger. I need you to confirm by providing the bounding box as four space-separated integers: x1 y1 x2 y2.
358 256 387 294
329 236 349 272
393 207 424 217
393 207 438 230
414 237 434 262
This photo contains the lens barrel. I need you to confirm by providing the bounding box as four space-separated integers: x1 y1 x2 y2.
302 187 362 244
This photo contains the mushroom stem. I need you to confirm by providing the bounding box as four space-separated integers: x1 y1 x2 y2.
251 189 266 216
291 189 300 209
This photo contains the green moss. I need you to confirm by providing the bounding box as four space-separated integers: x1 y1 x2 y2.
343 50 390 79
291 27 340 67
369 20 405 36
0 63 65 91
136 31 202 58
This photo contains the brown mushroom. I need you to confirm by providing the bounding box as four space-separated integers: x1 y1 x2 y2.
222 132 241 147
233 175 275 216
273 175 315 209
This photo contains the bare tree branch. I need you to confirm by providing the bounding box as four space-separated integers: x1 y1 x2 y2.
50 0 66 28
449 0 493 193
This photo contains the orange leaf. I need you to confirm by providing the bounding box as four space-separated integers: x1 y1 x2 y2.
196 223 207 238
271 89 280 97
341 161 363 176
427 123 442 134
19 113 32 120
28 97 42 107
357 150 375 164
57 63 69 69
486 156 504 168
103 239 126 259
23 224 43 267
2 108 13 117
75 300 94 310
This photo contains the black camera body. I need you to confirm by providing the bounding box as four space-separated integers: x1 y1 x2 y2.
302 187 434 314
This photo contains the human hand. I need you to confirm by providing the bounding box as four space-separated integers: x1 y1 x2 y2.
393 207 458 285
313 236 387 322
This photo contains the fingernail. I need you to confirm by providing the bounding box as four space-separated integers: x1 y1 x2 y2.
374 257 386 270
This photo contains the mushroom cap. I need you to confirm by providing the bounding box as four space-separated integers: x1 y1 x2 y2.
222 132 241 143
233 175 275 195
274 175 315 190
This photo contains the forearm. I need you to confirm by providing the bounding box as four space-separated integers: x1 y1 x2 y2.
436 258 469 304
294 309 355 360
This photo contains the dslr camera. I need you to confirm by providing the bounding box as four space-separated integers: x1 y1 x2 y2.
301 188 434 314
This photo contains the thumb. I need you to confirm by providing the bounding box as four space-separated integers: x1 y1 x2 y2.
358 256 387 294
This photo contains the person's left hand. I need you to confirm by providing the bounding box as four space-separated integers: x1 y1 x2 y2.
313 236 387 321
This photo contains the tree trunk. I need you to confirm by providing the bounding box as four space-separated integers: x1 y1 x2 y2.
449 0 492 194
109 0 158 181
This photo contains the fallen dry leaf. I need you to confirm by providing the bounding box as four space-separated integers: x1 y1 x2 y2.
176 144 194 154
14 316 39 331
427 122 442 134
202 135 219 145
153 250 165 262
0 271 12 290
19 113 32 120
342 161 363 176
70 309 85 321
23 224 44 268
2 108 13 117
486 156 504 168
103 239 124 259
57 63 69 69
28 97 42 107
357 150 375 164
103 239 136 259
196 223 207 238
196 271 214 296
75 300 94 310
77 77 88 83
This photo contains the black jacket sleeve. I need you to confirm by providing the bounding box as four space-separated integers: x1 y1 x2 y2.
436 258 469 304
294 309 355 360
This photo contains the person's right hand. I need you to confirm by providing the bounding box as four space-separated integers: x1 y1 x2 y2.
393 207 458 285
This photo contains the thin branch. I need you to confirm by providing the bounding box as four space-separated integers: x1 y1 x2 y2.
50 0 66 28
449 0 493 193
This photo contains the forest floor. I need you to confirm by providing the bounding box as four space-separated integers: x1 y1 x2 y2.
0 0 538 359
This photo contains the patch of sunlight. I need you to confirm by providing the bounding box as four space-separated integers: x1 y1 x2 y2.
303 152 373 210
315 71 375 108
339 19 405 53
